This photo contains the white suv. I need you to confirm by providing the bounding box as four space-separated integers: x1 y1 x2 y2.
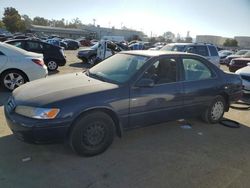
161 43 220 67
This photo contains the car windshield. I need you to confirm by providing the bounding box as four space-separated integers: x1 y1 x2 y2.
235 50 249 55
87 53 149 84
243 51 250 57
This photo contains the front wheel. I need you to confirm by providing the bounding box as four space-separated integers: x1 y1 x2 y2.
0 70 28 91
69 112 115 156
202 96 225 124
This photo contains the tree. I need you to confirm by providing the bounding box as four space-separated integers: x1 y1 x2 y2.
33 16 49 26
22 14 32 29
2 7 26 32
223 39 238 47
66 17 82 28
0 21 5 29
163 31 175 43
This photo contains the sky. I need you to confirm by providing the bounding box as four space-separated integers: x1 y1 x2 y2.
0 0 250 38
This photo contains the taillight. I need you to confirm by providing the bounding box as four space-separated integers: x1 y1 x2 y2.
32 59 44 67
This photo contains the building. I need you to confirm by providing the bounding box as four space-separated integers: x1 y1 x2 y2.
196 35 250 49
196 35 230 47
234 36 250 49
29 24 146 41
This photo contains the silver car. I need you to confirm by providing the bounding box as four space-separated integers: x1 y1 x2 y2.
161 43 220 67
0 42 48 91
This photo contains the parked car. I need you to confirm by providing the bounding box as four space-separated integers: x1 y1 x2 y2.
77 41 128 64
63 39 80 50
5 39 66 71
228 51 250 72
224 49 250 66
235 63 250 94
161 43 220 67
218 50 234 64
77 42 99 63
4 51 242 156
0 42 47 91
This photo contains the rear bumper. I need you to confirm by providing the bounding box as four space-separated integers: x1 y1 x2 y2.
4 107 72 144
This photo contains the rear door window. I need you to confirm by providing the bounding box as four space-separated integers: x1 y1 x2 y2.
208 46 219 56
9 41 24 49
182 58 214 81
26 41 43 51
195 46 209 56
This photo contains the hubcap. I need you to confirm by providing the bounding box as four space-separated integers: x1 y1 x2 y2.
211 101 224 120
83 122 105 146
4 73 24 90
47 61 57 70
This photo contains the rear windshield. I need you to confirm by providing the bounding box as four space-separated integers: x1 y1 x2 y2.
1 42 28 55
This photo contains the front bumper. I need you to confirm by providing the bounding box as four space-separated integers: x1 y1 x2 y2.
4 107 72 144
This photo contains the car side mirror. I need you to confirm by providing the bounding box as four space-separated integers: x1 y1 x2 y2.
136 78 154 87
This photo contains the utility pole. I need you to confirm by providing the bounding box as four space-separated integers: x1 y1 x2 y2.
93 19 96 26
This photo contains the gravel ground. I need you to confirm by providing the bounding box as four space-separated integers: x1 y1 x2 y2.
0 50 249 188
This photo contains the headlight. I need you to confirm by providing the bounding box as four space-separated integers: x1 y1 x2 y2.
15 106 60 119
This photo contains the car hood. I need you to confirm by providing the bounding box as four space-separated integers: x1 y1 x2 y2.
236 65 250 76
13 72 118 106
233 57 250 61
78 48 96 53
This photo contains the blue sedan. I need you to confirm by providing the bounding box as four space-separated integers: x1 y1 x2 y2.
4 51 242 156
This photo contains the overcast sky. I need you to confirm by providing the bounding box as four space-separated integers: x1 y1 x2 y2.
1 0 250 38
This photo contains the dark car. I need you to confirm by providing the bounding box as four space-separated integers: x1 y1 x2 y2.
229 58 250 72
224 49 250 66
77 42 98 63
63 39 80 50
218 50 234 64
5 39 66 71
4 51 242 156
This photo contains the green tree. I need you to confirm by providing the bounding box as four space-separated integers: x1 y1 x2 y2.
33 16 49 26
22 14 32 29
163 31 175 43
0 20 5 29
2 7 26 32
223 39 238 47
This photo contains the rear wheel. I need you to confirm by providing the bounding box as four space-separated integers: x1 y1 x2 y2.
88 55 96 65
0 70 28 91
46 60 58 71
202 96 225 124
70 111 115 156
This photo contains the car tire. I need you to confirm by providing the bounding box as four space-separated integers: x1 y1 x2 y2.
46 60 58 71
69 111 115 156
0 70 28 91
202 95 225 124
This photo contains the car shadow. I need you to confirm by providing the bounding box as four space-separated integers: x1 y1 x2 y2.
48 70 60 76
69 62 92 69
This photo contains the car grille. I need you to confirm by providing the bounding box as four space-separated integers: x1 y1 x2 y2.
241 75 250 82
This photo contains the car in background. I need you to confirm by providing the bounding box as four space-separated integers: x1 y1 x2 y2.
77 42 98 63
228 51 250 72
235 63 250 94
77 38 91 46
0 42 47 91
63 39 80 50
46 38 67 49
224 49 250 66
5 39 66 71
77 41 128 64
4 51 242 156
218 50 234 64
160 43 220 67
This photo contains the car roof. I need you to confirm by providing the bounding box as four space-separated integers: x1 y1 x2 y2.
5 39 61 49
120 50 194 57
